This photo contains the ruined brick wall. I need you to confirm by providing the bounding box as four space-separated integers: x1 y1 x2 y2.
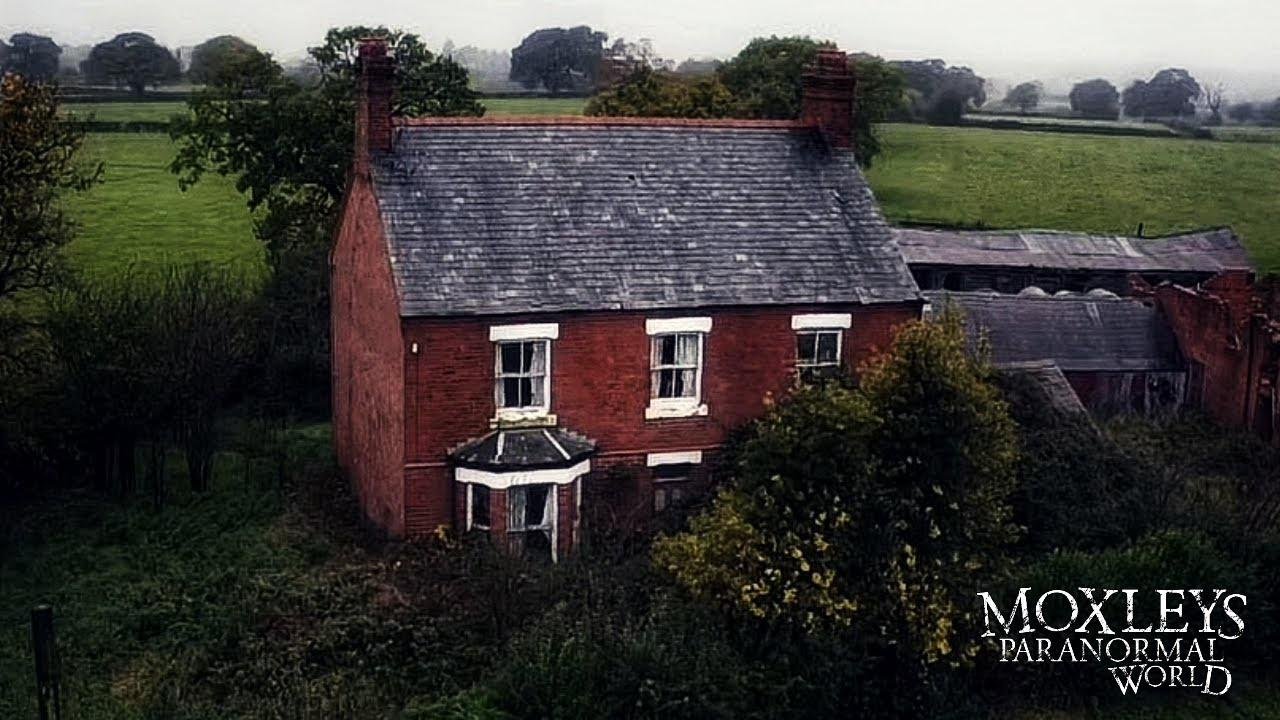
399 302 919 536
331 175 406 536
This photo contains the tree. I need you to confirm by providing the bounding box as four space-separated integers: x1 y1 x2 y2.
585 65 734 118
892 58 986 120
1068 78 1120 120
81 32 180 95
1201 82 1225 125
712 37 905 166
1227 102 1256 123
187 35 266 86
509 26 609 93
1122 68 1201 119
655 312 1019 694
1003 81 1042 114
0 73 100 373
4 33 62 82
1262 98 1280 127
171 26 482 413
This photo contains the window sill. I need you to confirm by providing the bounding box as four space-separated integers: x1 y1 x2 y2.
490 412 557 429
644 402 708 420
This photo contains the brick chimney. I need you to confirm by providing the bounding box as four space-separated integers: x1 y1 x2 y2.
801 49 856 149
356 37 394 166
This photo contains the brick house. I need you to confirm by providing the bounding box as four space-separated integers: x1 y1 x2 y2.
331 39 923 556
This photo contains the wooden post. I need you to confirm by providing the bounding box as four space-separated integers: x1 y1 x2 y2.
31 605 61 720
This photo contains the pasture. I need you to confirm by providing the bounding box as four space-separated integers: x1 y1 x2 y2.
63 120 1280 279
68 134 262 275
866 123 1280 272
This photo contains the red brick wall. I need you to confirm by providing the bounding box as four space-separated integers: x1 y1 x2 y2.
331 175 406 536
401 302 919 535
1157 284 1250 427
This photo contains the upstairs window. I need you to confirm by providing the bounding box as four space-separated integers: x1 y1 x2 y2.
490 323 558 422
496 340 548 410
796 330 842 382
791 314 850 383
651 333 701 400
644 316 711 419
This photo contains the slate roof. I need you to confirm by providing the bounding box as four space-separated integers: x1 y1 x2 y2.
926 290 1184 372
897 226 1252 274
450 427 596 471
370 118 920 316
995 360 1089 419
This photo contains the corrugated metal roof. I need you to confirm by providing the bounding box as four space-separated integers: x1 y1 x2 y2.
898 227 1252 273
371 123 920 316
926 290 1184 372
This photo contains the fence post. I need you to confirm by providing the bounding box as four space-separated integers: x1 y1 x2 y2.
31 605 61 720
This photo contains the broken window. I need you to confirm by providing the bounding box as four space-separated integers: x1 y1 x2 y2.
796 330 842 382
651 333 701 400
496 340 548 411
653 463 693 513
469 484 491 530
508 484 555 560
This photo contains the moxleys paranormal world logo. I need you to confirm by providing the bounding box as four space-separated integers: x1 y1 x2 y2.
976 588 1247 695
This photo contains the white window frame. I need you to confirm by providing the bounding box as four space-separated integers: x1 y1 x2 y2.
490 323 558 422
795 328 844 376
645 318 711 419
466 483 491 531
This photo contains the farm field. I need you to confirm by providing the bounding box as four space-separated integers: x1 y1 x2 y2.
63 101 190 123
68 134 262 275
64 122 1280 278
482 96 586 115
866 123 1280 272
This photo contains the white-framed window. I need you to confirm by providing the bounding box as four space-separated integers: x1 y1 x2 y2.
490 323 558 421
796 330 842 381
645 317 710 419
467 483 491 530
653 464 693 512
791 313 849 383
508 484 556 560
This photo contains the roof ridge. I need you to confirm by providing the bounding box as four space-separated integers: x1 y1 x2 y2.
396 115 815 131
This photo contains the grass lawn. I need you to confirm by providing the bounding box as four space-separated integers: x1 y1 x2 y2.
866 124 1280 273
68 134 262 276
63 101 190 123
482 96 586 116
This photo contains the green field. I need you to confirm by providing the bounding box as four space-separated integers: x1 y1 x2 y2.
63 101 190 123
68 134 261 275
866 124 1280 272
482 96 587 115
63 122 1280 278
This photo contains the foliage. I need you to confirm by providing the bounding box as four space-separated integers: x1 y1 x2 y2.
584 65 734 118
656 313 1020 696
693 36 906 166
0 73 100 373
864 124 1280 273
509 26 609 94
80 32 181 95
187 35 267 86
171 26 482 414
1228 101 1256 123
44 264 256 498
893 58 986 121
1122 68 1202 119
3 33 62 82
1068 78 1121 120
717 35 828 120
1003 81 1042 114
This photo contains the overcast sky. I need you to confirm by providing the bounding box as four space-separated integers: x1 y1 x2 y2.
7 0 1280 96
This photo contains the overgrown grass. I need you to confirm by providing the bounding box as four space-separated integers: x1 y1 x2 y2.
482 96 586 116
866 124 1280 272
67 134 263 277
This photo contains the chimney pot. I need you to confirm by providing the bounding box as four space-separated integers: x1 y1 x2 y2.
801 49 856 150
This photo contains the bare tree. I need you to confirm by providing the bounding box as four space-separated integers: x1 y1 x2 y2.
1202 82 1226 125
